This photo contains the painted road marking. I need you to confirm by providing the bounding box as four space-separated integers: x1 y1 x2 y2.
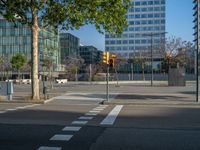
16 106 27 109
37 146 61 150
100 105 123 125
89 110 100 113
62 126 81 131
0 111 6 114
72 121 88 125
79 116 93 120
16 104 40 110
95 106 108 109
85 112 97 116
25 104 41 108
93 108 104 111
6 108 17 111
50 134 73 141
98 105 108 107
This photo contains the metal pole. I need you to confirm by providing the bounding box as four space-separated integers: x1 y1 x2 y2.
196 0 199 102
131 63 133 80
151 33 153 86
89 64 92 83
75 67 78 82
106 65 109 101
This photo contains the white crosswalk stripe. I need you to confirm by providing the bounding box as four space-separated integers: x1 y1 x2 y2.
50 134 73 141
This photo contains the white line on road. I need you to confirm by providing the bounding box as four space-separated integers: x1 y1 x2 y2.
100 105 123 125
96 106 108 109
6 108 17 111
93 108 104 111
16 106 27 109
89 110 100 113
26 104 41 108
72 121 88 125
62 126 81 131
85 112 97 116
98 105 108 107
37 146 61 150
50 134 73 141
0 111 6 114
17 104 41 109
79 116 93 120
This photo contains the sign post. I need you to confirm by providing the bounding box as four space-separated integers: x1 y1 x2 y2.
106 64 109 102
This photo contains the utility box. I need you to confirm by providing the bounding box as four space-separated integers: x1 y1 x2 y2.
168 67 186 86
0 82 7 96
0 81 13 100
7 81 13 95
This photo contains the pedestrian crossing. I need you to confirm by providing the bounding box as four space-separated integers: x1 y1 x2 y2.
37 104 112 150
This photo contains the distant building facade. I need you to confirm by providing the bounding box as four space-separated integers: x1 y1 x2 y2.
0 18 60 71
193 0 200 75
193 0 200 44
59 33 80 63
79 46 101 65
105 0 166 59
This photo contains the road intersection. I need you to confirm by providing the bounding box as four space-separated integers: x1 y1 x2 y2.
0 83 200 150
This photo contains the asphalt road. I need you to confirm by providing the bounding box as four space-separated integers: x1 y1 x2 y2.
0 83 199 150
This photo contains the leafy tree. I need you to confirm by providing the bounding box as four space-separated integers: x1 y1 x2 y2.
0 0 130 100
11 53 27 81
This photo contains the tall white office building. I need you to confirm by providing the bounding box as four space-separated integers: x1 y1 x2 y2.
105 0 166 59
193 0 200 44
193 0 200 75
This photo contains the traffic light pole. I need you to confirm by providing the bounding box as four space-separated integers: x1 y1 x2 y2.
106 65 109 102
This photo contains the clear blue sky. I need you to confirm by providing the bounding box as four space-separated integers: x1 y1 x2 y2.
69 0 194 50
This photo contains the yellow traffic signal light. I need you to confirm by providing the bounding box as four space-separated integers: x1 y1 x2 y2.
103 52 110 64
111 54 117 59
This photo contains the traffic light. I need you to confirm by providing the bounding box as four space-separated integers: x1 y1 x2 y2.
109 54 117 67
109 59 114 67
103 52 110 64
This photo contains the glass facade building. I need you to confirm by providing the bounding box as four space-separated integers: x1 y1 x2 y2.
59 33 80 63
105 0 166 59
79 46 100 65
0 18 60 71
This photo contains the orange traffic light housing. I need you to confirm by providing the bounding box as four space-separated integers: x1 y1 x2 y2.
103 52 110 64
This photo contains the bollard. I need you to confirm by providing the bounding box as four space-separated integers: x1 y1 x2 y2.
43 86 47 100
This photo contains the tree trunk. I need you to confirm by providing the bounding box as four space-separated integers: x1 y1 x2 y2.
31 10 40 100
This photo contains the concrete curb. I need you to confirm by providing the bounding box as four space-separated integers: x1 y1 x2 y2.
0 100 46 104
0 97 55 104
102 100 200 107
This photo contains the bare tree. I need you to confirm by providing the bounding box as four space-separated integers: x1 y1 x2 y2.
1 57 12 80
64 56 84 81
129 51 149 80
164 37 193 69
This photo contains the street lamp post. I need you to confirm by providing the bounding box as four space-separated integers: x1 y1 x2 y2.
150 33 153 86
196 0 199 102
